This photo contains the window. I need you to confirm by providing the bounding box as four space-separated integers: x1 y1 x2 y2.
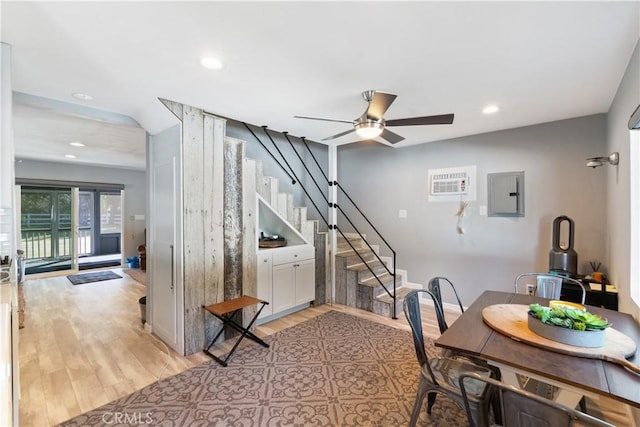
100 193 122 234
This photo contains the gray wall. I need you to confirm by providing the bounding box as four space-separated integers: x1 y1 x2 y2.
337 114 607 305
15 160 147 260
607 38 640 318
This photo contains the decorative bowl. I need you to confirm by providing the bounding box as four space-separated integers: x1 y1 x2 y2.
527 312 605 348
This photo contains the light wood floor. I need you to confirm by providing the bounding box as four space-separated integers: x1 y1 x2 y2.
18 269 448 427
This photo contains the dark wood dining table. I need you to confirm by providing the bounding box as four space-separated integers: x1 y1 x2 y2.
435 290 640 408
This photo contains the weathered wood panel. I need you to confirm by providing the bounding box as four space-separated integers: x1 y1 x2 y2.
182 105 206 355
242 157 258 326
224 138 244 300
315 231 329 305
255 160 268 200
223 138 245 338
159 97 183 119
264 176 278 205
276 193 288 220
202 114 226 348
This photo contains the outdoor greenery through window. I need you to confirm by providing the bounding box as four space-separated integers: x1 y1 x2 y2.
21 188 72 260
100 193 122 234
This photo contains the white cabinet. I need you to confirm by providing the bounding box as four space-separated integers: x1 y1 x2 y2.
257 245 315 321
257 252 273 318
272 263 297 313
293 259 315 305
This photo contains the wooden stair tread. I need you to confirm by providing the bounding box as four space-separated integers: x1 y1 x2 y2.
375 286 414 303
359 272 401 287
347 260 386 272
335 247 374 257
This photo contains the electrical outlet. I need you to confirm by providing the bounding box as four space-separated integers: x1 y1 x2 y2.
526 284 535 295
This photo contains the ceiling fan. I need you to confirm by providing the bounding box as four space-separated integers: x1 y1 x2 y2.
294 90 454 144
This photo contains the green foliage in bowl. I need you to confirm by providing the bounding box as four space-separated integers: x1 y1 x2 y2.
529 303 610 331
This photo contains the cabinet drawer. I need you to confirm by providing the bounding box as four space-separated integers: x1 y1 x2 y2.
272 245 314 265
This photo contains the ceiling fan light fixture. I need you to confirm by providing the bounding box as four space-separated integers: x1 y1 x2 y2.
355 121 383 139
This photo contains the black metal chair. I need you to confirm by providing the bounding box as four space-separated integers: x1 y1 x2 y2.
404 289 494 427
428 276 503 421
428 276 500 367
459 372 614 427
514 272 586 304
427 276 464 333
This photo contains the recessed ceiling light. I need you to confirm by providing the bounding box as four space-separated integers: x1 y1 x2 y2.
69 142 85 147
200 56 224 71
483 105 500 114
72 92 93 101
65 154 77 159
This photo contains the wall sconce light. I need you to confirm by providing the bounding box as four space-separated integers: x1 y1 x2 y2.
586 152 619 168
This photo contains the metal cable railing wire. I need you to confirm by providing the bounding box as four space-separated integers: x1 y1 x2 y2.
248 127 398 319
284 133 397 313
259 127 331 230
242 122 296 185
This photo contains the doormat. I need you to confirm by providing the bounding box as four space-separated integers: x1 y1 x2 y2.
67 271 122 285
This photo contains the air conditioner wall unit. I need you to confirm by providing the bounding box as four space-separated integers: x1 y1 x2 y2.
430 172 468 195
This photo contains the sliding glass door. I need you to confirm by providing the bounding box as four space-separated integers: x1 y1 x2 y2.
21 187 75 274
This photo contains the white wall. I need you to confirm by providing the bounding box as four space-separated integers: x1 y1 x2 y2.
14 160 146 259
607 38 640 318
337 114 608 306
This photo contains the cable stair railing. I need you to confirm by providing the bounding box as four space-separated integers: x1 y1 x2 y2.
243 123 398 319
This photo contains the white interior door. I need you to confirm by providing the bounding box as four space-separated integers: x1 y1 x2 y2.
150 130 183 354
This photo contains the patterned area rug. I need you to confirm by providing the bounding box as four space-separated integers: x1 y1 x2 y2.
66 271 122 285
59 311 468 426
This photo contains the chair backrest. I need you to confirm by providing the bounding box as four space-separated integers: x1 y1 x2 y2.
515 273 586 304
427 276 464 334
403 289 445 368
458 372 614 427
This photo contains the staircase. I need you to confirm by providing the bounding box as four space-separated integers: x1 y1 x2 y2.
244 131 402 317
251 159 329 305
335 233 412 318
254 161 322 246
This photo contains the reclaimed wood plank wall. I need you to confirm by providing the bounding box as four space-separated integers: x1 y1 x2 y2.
223 138 244 301
203 114 225 348
159 98 325 355
242 156 258 325
181 105 206 354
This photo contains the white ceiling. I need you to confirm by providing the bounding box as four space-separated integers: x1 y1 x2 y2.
2 1 639 171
